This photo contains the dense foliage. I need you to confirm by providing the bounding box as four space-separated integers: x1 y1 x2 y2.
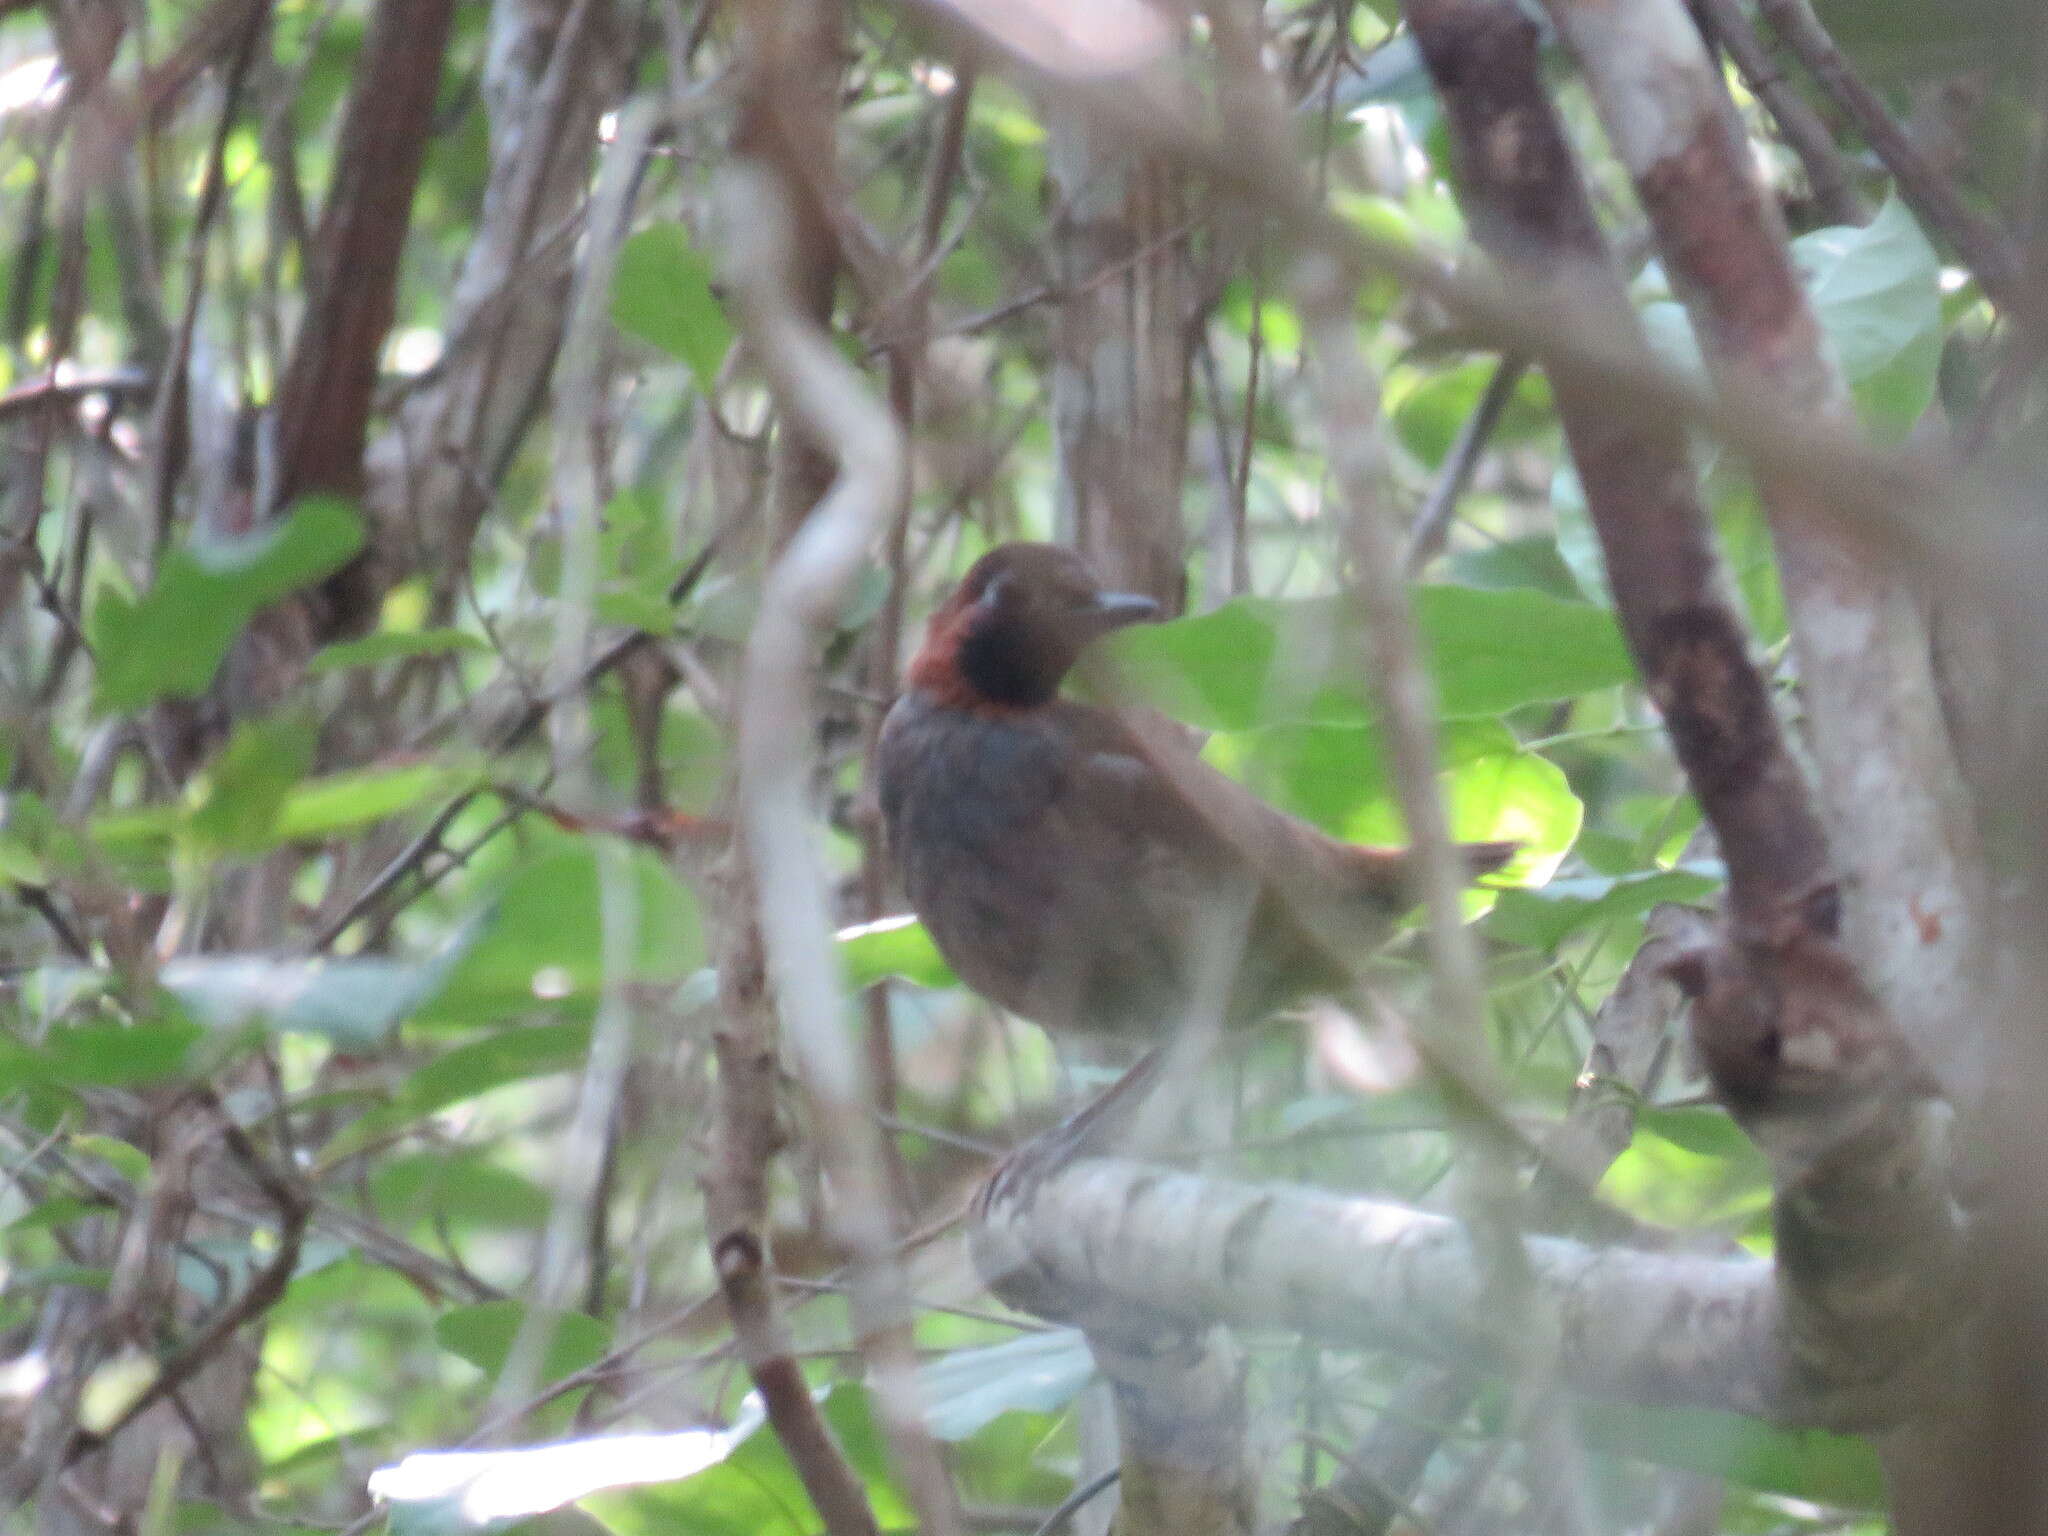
0 0 2037 1531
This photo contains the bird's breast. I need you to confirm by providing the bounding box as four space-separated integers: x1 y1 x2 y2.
877 695 1188 1038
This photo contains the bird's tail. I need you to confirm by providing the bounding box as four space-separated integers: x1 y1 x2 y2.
1335 839 1519 911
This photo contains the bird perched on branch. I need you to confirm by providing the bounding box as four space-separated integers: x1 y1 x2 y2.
878 542 1516 1043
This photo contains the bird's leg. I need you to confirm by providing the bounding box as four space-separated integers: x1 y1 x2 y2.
974 1046 1176 1217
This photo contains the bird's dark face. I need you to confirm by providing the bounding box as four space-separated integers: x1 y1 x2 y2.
908 543 1161 709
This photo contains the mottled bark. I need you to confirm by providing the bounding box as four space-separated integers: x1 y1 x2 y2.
1046 117 1192 610
1539 0 1990 1108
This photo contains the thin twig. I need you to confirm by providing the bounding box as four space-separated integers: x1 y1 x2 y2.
1692 0 1865 228
1401 353 1527 576
1753 0 2025 312
62 1100 307 1468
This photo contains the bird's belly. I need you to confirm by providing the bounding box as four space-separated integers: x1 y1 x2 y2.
901 819 1188 1040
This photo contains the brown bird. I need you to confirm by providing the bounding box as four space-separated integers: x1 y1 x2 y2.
877 543 1516 1043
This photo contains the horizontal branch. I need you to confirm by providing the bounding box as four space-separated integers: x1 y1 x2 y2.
973 1156 1930 1431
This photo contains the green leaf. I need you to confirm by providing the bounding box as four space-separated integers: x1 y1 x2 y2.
92 498 364 711
186 717 319 854
159 951 460 1048
371 1154 551 1229
68 1133 152 1186
316 1021 591 1168
0 1014 203 1091
836 915 958 991
920 1329 1095 1440
1601 1102 1772 1230
612 223 733 392
1107 586 1632 730
307 628 489 674
1796 197 1942 441
1391 358 1551 469
1484 866 1721 951
586 1384 912 1536
1574 1401 1883 1508
435 1300 612 1385
272 761 478 843
424 841 704 1024
1204 719 1581 880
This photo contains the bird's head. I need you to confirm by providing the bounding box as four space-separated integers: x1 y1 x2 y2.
907 543 1162 709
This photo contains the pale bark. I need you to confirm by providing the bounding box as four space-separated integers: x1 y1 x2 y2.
1538 0 1991 1109
973 1156 1929 1428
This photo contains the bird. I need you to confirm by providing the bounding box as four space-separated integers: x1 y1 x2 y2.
877 542 1517 1045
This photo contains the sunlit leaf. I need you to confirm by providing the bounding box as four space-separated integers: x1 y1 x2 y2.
1204 719 1581 885
1484 866 1721 951
836 914 958 991
585 1384 912 1536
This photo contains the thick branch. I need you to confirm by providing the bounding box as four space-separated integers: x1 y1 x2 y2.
973 1157 1918 1430
1404 0 1829 931
272 0 458 632
1404 0 1965 1425
1539 0 1991 1103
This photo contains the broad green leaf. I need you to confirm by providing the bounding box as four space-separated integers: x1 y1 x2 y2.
1204 719 1581 881
920 1329 1095 1440
316 1021 591 1168
1796 197 1942 440
612 223 733 392
0 1017 203 1091
371 1154 551 1230
67 1133 153 1186
1108 586 1632 731
1443 535 1584 601
273 761 478 842
186 717 318 854
1390 358 1551 469
1575 1401 1883 1509
435 1300 612 1385
1484 866 1721 951
586 1384 912 1536
424 841 704 1024
308 628 489 674
836 915 958 991
92 498 364 711
1601 1104 1772 1231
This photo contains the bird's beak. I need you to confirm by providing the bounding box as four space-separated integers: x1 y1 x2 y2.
1080 591 1162 635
